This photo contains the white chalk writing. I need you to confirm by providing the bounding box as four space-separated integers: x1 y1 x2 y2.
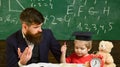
76 22 113 34
0 15 18 24
9 0 25 12
0 0 117 39
0 0 1 7
31 0 53 9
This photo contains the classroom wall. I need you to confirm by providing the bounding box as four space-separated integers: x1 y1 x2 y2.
0 40 120 67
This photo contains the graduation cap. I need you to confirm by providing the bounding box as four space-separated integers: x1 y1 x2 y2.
73 31 92 41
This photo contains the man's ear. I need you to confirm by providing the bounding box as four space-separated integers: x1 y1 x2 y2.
22 23 29 34
22 23 28 30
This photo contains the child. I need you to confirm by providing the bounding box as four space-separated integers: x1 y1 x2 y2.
61 32 93 64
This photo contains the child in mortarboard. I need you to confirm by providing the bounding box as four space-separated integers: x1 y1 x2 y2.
61 32 93 64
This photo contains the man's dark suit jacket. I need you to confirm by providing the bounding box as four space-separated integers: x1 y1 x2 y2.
6 29 61 67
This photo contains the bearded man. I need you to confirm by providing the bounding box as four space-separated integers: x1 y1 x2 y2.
6 8 61 67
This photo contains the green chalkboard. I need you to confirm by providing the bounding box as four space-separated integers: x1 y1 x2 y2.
0 0 120 40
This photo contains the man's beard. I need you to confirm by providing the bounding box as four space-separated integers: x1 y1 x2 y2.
25 31 42 45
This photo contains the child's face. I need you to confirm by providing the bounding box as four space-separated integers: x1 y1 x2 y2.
74 40 90 57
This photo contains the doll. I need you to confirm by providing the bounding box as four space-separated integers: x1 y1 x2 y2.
96 40 116 67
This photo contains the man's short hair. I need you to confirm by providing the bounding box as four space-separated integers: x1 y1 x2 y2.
20 8 44 25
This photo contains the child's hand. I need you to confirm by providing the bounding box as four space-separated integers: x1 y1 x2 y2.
61 42 67 54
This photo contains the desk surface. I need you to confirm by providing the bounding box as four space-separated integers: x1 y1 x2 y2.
23 63 85 67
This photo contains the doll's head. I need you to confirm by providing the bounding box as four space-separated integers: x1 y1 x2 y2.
99 40 113 53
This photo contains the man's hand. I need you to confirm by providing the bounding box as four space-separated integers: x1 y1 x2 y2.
18 47 32 65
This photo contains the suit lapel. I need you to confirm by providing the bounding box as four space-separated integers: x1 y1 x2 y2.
17 30 28 52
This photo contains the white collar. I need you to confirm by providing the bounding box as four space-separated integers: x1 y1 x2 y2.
22 31 34 50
